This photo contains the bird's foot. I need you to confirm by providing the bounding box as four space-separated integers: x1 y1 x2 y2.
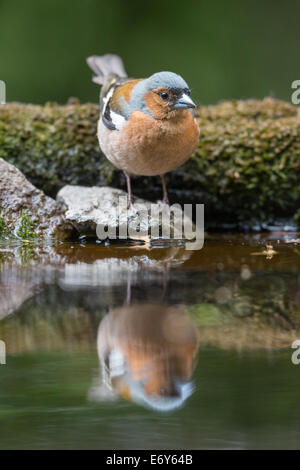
127 196 136 210
163 195 170 206
156 198 170 206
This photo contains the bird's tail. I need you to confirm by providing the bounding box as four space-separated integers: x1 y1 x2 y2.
86 54 127 85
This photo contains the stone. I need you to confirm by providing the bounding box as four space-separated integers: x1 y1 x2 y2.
0 158 73 239
57 185 199 245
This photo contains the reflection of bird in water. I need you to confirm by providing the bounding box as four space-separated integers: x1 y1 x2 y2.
90 303 199 411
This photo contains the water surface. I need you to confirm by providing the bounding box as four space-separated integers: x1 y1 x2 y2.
0 233 300 449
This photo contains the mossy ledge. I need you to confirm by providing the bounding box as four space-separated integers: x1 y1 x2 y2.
1 98 299 228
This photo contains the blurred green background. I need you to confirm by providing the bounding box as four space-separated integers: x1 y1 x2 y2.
0 0 299 105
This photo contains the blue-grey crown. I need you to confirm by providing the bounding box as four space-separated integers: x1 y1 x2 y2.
146 71 189 92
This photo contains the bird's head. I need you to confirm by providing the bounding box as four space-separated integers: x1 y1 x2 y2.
129 71 196 120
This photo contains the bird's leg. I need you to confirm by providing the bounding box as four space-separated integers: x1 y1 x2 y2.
124 171 133 208
160 174 169 205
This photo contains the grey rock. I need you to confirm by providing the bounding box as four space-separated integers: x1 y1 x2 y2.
57 185 197 243
0 158 74 239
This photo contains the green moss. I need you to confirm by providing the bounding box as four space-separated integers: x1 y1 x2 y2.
188 99 300 224
0 216 9 239
0 98 299 226
0 101 104 195
16 212 36 240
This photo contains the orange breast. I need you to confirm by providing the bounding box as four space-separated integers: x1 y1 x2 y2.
98 110 200 176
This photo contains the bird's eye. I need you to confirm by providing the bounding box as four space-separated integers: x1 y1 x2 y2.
160 92 169 100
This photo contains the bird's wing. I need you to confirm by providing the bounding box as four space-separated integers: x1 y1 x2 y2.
100 78 142 131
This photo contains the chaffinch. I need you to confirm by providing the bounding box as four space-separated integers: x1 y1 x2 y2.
87 54 199 206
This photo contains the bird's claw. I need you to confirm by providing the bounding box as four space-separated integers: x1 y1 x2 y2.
127 197 134 210
156 199 170 207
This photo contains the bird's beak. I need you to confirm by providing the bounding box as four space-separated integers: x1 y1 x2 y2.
174 93 196 109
